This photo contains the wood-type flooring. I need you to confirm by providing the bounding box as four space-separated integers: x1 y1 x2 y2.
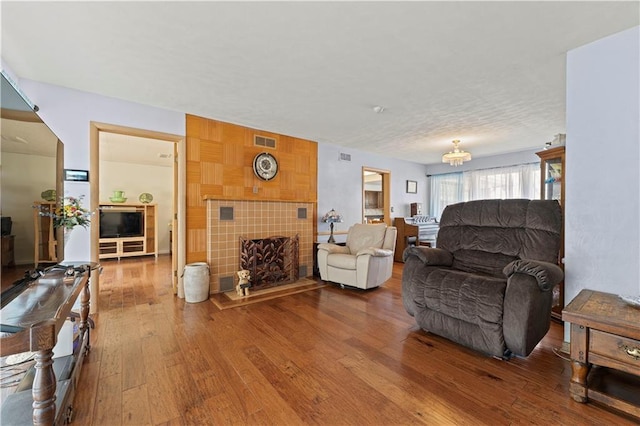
64 255 636 425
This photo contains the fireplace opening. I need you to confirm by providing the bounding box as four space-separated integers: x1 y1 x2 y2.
239 234 299 290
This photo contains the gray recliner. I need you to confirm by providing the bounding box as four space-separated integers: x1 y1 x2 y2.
402 199 563 358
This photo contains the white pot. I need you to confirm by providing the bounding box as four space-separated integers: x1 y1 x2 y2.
182 262 210 303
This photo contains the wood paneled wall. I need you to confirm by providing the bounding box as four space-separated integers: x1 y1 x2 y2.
186 114 318 263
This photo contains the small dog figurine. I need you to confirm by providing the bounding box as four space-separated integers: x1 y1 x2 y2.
236 269 251 296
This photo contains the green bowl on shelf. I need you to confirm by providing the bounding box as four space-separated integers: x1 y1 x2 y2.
41 189 56 202
139 193 153 204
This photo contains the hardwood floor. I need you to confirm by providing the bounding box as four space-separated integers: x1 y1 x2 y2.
70 255 635 425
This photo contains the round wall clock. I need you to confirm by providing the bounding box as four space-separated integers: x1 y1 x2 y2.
253 152 278 181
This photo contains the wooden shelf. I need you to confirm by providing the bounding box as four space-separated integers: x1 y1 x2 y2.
536 146 565 319
98 203 158 260
33 201 59 267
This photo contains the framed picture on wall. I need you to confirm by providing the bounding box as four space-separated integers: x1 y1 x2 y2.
64 169 89 182
406 180 417 194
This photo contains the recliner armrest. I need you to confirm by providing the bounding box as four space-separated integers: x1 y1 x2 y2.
503 259 563 291
317 243 350 255
356 247 393 257
402 246 453 266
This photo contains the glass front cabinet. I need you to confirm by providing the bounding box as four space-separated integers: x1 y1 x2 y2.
536 146 565 320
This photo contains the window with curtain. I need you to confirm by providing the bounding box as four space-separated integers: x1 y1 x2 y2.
429 172 463 219
429 163 540 219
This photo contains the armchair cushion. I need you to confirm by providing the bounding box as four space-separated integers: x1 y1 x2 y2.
453 249 518 278
403 246 453 266
421 269 507 326
415 268 508 356
346 223 387 253
326 253 357 270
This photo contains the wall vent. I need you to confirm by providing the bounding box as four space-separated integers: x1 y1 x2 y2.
254 135 276 148
219 276 235 292
220 206 234 221
339 152 351 161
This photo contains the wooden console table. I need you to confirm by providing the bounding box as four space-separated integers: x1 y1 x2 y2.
563 289 640 418
0 264 92 425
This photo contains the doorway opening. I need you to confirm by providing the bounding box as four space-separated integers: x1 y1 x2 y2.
362 167 391 225
89 122 185 313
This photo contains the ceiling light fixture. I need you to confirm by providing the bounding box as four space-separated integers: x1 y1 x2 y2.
442 140 472 166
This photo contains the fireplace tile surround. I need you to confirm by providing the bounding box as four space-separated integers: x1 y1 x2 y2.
206 199 314 293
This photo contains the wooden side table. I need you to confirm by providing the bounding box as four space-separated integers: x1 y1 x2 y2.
562 289 640 418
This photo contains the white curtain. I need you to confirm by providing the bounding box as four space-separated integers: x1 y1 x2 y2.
429 172 463 218
429 163 540 219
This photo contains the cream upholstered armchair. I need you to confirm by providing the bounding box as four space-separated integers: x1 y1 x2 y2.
317 223 397 289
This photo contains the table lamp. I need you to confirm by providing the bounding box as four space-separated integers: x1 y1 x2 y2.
322 208 343 243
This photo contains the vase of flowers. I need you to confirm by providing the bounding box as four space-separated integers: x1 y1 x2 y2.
54 195 91 231
34 195 92 249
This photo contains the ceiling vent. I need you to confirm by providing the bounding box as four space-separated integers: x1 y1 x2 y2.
339 152 351 162
254 135 276 149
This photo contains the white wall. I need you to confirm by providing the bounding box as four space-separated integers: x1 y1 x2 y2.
317 143 428 243
15 78 185 261
100 161 173 254
565 25 640 311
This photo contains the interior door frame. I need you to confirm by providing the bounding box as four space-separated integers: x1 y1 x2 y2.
362 167 391 225
89 122 185 313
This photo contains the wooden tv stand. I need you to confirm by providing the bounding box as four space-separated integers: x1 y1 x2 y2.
98 203 158 260
563 289 640 419
0 264 92 425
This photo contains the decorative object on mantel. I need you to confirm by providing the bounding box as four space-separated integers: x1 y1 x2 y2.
109 190 126 203
442 140 472 166
322 208 343 243
41 189 56 201
139 192 153 204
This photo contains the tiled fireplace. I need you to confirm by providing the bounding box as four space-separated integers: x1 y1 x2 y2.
206 199 314 293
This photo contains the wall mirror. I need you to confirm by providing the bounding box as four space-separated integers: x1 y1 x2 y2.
362 167 390 225
1 72 64 288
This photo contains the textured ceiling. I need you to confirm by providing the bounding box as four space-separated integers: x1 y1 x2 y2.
2 2 638 164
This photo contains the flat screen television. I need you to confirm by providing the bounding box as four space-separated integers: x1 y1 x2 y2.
100 211 144 238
